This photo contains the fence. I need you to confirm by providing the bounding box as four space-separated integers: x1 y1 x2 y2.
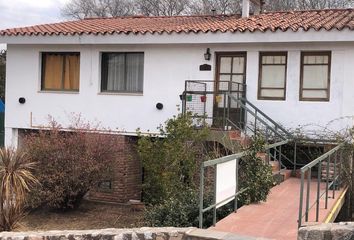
298 143 348 228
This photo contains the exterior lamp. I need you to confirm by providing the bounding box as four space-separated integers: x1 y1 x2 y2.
204 48 211 61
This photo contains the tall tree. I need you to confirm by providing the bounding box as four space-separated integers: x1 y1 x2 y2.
188 0 241 15
263 0 352 11
61 0 353 19
61 0 135 19
136 0 189 16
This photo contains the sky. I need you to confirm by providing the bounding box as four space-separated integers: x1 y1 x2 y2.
0 0 70 49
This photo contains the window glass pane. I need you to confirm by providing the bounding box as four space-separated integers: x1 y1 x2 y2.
303 65 328 88
220 57 232 73
262 55 286 64
219 75 230 91
232 57 244 73
230 92 240 108
102 53 144 92
217 94 226 108
315 55 328 64
260 89 284 98
42 54 64 90
126 53 144 92
261 65 286 88
304 55 328 64
63 54 80 90
304 56 316 64
105 53 125 91
232 75 244 91
232 75 243 84
302 90 327 99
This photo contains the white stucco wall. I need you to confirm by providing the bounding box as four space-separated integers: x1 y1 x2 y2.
5 41 354 146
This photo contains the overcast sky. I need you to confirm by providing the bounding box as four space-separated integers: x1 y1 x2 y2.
0 0 70 49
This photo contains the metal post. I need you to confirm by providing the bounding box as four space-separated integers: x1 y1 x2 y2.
325 155 330 209
316 161 321 222
265 127 270 163
223 92 226 129
305 168 311 222
279 145 282 173
213 165 217 226
339 149 343 186
243 96 248 133
227 94 230 130
254 110 257 134
333 151 337 199
298 171 305 228
234 158 239 212
199 165 204 228
294 141 297 175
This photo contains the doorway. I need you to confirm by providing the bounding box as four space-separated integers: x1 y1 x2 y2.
213 52 247 129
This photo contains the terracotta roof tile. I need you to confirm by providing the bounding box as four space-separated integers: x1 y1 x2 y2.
1 8 354 37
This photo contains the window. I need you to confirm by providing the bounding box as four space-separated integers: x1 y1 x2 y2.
300 52 331 101
101 52 144 93
41 52 80 91
258 52 287 100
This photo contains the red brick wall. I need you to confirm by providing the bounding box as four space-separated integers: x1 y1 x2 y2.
88 135 142 203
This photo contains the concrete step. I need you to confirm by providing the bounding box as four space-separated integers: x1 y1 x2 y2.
208 130 250 153
270 160 280 172
281 169 292 181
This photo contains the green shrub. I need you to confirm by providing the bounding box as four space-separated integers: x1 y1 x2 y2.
239 136 275 204
23 122 119 210
145 188 234 228
137 113 209 205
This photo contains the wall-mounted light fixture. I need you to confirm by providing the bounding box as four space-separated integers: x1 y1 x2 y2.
204 48 211 61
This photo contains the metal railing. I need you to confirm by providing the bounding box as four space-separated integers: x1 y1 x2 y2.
182 80 246 130
199 139 290 228
297 143 345 228
182 80 292 143
227 95 292 141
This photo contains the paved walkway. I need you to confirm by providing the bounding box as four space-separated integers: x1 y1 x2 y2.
213 178 345 240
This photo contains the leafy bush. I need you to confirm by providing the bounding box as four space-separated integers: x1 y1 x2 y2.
137 113 209 205
239 136 275 204
23 121 119 210
139 115 274 227
145 188 234 228
0 148 38 231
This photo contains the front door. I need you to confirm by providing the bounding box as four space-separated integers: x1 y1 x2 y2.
213 52 246 129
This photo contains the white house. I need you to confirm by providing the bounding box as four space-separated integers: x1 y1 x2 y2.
1 0 354 202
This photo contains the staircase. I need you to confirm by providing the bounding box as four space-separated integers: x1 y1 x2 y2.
182 80 296 184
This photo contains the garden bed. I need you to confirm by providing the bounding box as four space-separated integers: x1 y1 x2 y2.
18 200 145 231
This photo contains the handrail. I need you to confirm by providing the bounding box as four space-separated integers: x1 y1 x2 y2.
199 139 290 228
298 143 346 228
239 97 292 138
226 93 291 140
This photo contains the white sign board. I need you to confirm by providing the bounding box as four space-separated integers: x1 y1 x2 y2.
216 159 237 208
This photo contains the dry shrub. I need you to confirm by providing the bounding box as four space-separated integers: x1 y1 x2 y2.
0 148 38 231
23 120 120 210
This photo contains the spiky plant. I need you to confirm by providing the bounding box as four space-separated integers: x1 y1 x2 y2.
0 148 38 231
